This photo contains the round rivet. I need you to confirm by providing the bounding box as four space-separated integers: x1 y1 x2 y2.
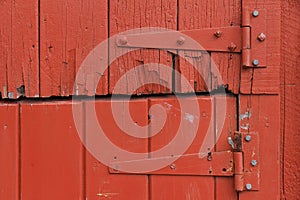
214 31 222 38
118 36 128 45
251 160 258 167
246 183 252 190
252 59 259 66
252 10 259 17
245 135 251 142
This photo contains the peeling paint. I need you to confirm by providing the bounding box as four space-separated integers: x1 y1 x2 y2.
240 111 251 120
240 123 250 130
184 113 195 123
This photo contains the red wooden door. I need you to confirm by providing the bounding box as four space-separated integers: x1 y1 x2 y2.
0 0 283 199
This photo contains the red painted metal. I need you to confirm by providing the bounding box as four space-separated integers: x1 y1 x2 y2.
110 151 234 176
241 9 267 68
116 26 242 53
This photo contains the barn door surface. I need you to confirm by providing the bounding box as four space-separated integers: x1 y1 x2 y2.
0 0 282 199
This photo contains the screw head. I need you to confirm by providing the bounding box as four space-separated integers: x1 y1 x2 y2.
252 59 259 66
214 31 222 38
251 160 258 167
245 135 251 142
177 36 185 45
252 10 259 17
257 32 266 41
246 183 252 190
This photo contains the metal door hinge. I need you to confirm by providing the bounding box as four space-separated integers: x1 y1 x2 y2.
115 9 266 69
232 131 260 192
108 132 260 192
242 9 267 68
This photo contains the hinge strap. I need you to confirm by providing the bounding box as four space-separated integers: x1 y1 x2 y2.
115 26 242 53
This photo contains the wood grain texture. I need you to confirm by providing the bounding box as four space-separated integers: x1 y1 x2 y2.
0 0 39 98
109 0 176 95
239 95 280 200
281 0 300 199
0 104 19 200
20 101 84 200
176 0 240 94
40 0 108 97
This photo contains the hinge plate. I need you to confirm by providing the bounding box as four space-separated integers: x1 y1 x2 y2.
109 151 234 176
242 9 267 68
234 131 260 191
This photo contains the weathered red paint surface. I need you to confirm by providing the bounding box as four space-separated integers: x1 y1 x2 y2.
20 101 84 200
39 0 108 97
280 0 300 199
85 99 149 199
0 0 298 199
0 0 39 98
239 95 280 200
0 104 19 200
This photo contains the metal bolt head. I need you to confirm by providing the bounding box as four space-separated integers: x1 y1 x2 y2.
214 31 222 38
257 32 266 41
251 160 258 167
252 59 259 66
246 183 252 190
228 42 237 52
245 135 251 142
118 36 128 45
252 10 259 17
170 163 176 170
177 36 185 45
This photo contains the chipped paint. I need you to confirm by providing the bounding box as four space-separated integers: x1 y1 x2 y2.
7 92 14 99
97 193 119 198
240 123 250 130
240 111 251 120
184 113 195 123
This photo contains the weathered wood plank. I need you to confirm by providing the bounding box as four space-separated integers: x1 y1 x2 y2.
21 101 84 200
176 0 240 94
0 104 19 200
215 95 237 200
281 1 300 199
85 100 149 199
0 0 39 98
0 0 11 98
109 0 176 95
40 0 108 97
239 95 280 200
